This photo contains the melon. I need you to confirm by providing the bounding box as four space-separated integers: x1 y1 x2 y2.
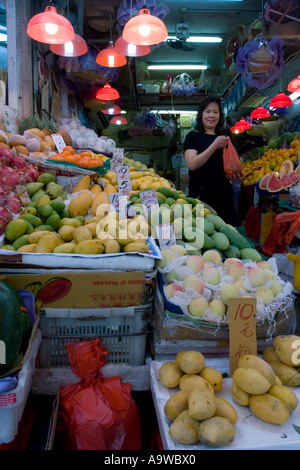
288 171 300 184
267 173 284 193
280 174 294 189
279 160 294 178
259 173 271 190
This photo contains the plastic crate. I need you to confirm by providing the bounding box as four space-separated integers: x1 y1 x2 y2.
0 323 42 445
38 303 153 367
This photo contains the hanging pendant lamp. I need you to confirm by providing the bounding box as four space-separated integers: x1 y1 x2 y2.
230 126 244 134
50 33 88 57
235 118 251 131
111 115 127 125
270 91 293 108
114 36 150 57
27 6 75 44
96 41 127 67
287 74 300 93
250 105 270 119
96 83 120 101
101 104 122 115
122 8 168 46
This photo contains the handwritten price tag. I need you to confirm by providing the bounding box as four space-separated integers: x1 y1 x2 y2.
139 189 159 214
228 297 257 376
109 193 127 220
156 223 176 250
51 133 66 153
111 148 124 171
116 165 132 196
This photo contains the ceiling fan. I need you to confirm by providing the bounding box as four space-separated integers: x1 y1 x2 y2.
166 22 196 52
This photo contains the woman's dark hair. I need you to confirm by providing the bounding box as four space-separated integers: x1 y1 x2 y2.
195 96 225 135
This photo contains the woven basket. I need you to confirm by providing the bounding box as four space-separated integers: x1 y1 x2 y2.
248 44 274 73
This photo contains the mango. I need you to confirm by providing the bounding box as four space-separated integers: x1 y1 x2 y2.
123 242 149 253
35 233 60 253
37 204 53 218
22 206 37 216
74 239 104 254
34 225 54 232
5 219 28 241
50 199 65 213
17 243 37 253
36 194 51 207
73 226 93 244
19 213 42 228
45 214 61 230
68 192 92 218
72 175 90 193
28 230 54 244
53 242 76 254
37 172 56 185
12 234 30 251
59 218 82 228
58 225 75 241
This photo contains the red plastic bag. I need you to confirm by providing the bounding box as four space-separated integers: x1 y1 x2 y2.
261 219 290 257
223 139 243 179
275 210 300 244
243 206 261 239
58 338 142 450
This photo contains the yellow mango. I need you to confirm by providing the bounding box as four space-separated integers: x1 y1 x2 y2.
103 183 117 194
89 183 102 195
35 233 60 253
74 239 104 254
17 243 37 253
91 191 110 216
72 175 90 193
68 192 92 218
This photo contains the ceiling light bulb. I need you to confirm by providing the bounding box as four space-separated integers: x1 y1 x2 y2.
138 24 151 38
108 55 115 67
45 23 59 35
64 41 74 54
127 43 136 55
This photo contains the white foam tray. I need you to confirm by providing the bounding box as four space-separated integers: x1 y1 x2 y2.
150 358 300 450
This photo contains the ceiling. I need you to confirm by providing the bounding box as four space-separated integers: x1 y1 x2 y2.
34 1 300 118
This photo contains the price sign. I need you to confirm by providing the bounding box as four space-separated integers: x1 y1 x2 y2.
51 133 66 153
156 223 176 250
109 193 127 220
139 189 159 214
116 165 132 196
228 297 257 376
111 148 124 171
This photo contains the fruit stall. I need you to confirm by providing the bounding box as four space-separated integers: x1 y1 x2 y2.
0 113 299 452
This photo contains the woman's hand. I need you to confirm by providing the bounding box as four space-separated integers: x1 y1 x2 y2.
214 135 229 149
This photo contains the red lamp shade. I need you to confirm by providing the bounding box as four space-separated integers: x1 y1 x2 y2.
270 91 293 108
96 83 120 101
122 8 168 46
27 6 75 44
230 126 244 134
96 41 127 67
287 75 300 93
110 115 127 125
50 34 88 57
235 118 251 130
101 105 122 115
250 105 270 119
114 36 150 57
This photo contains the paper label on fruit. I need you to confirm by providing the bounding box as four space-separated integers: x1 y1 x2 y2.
51 133 66 153
111 148 124 171
116 165 132 196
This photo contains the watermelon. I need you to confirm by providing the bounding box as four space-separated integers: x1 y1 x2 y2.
280 174 294 189
259 173 271 190
288 171 300 184
267 173 284 192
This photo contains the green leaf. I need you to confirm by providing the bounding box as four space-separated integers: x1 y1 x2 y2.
293 424 300 435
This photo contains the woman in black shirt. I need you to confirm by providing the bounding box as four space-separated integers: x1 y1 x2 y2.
183 96 239 226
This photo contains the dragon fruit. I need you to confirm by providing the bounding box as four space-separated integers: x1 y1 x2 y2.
0 207 11 235
0 148 14 167
0 167 20 189
6 195 23 214
23 164 39 182
10 154 27 170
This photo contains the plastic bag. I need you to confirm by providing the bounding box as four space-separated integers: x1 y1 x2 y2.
58 338 142 450
275 210 300 244
223 139 243 179
244 206 261 239
261 219 290 257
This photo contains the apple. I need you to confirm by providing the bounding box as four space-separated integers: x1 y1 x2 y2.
186 255 205 274
165 283 184 298
188 296 209 318
201 264 221 285
247 266 268 287
202 250 222 266
183 275 205 294
209 299 226 317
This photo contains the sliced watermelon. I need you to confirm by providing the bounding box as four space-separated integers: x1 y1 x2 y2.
259 173 272 190
280 174 294 189
267 173 284 192
288 171 300 184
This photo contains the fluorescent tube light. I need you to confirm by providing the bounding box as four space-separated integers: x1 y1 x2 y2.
150 110 198 115
289 92 300 102
148 64 207 70
166 35 222 43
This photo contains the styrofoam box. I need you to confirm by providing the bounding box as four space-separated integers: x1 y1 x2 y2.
0 325 42 445
150 358 300 451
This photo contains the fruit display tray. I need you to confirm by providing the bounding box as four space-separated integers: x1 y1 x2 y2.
150 358 300 451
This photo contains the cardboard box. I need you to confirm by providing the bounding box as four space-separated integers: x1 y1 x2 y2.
0 269 157 310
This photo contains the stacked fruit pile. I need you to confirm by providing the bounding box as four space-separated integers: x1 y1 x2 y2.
47 146 108 169
231 351 299 425
158 351 237 448
241 137 300 187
